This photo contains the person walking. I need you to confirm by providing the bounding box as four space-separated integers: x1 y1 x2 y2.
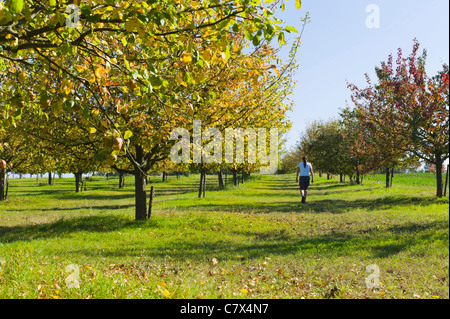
296 156 314 203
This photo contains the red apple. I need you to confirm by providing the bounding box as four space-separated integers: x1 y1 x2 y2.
113 137 124 151
0 159 6 170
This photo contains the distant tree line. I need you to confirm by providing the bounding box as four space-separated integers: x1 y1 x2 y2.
281 40 449 197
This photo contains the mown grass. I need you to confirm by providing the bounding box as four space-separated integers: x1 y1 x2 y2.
365 172 446 187
0 173 448 299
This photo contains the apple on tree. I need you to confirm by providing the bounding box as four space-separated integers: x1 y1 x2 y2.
113 137 124 151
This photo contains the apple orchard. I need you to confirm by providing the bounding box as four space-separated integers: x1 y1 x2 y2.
0 0 303 219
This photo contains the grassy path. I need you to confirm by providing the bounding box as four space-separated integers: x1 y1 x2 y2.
0 173 448 299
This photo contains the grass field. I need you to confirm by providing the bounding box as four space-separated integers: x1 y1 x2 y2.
0 173 448 299
365 172 447 187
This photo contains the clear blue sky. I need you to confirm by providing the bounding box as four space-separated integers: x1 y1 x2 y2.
275 0 449 150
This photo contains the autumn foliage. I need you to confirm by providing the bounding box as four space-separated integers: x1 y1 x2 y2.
346 39 449 196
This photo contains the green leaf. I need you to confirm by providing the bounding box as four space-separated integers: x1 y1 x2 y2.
124 130 133 139
9 0 24 14
284 26 298 33
244 30 253 41
150 76 163 87
49 0 56 7
252 35 260 46
278 31 286 46
225 46 231 59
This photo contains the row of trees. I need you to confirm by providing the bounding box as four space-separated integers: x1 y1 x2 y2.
0 0 304 218
282 39 449 197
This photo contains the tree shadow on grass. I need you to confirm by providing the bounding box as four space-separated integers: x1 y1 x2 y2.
50 220 448 261
1 209 447 262
4 204 136 213
0 214 155 243
184 195 446 214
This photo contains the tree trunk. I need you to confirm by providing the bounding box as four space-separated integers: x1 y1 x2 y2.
133 145 148 220
148 186 154 219
340 173 343 183
385 168 390 188
198 171 204 198
119 172 125 189
75 172 83 193
0 170 5 201
218 171 224 189
444 165 449 197
225 171 227 188
203 172 206 198
233 169 237 186
356 168 361 185
390 168 394 188
435 154 444 198
48 172 53 186
134 168 148 220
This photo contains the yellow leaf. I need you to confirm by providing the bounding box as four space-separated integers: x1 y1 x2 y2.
19 72 26 82
202 49 212 61
241 289 248 294
162 289 171 298
137 23 146 38
181 53 192 63
89 127 97 134
125 18 138 33
271 66 280 77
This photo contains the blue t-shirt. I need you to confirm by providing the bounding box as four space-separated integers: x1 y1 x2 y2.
298 162 312 177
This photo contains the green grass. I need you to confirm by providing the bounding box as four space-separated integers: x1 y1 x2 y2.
364 172 446 187
0 173 448 299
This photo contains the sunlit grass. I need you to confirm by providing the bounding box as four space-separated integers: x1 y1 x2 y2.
0 173 448 299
